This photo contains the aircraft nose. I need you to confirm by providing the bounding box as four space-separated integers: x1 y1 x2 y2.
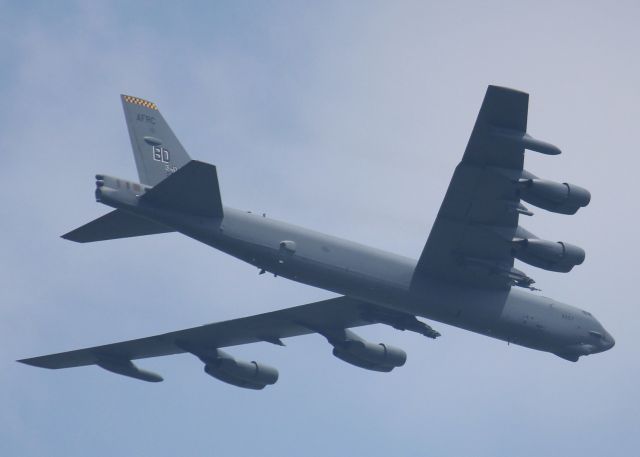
587 328 615 353
595 329 615 352
604 331 615 350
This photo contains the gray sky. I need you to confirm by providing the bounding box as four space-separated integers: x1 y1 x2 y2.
2 1 639 455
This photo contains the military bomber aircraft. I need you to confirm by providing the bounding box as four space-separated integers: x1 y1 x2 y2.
19 86 615 389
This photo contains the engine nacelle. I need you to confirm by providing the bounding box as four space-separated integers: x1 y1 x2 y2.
518 178 591 215
203 352 279 390
512 238 585 273
332 340 407 372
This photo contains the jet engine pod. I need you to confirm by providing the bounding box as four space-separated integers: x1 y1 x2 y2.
332 340 407 372
203 351 279 390
518 178 591 215
512 238 585 273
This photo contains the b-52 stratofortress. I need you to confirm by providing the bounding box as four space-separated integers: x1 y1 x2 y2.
20 86 614 389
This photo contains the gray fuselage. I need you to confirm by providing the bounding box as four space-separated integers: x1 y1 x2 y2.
109 190 614 362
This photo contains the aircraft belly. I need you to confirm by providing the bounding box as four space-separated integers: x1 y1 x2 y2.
209 208 415 299
122 207 584 356
496 292 591 351
402 282 558 352
212 230 411 304
197 215 568 354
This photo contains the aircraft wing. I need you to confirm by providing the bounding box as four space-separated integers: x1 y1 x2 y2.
19 296 438 377
413 86 560 290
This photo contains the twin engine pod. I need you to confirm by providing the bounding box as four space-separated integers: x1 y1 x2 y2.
517 176 591 215
182 328 406 390
178 342 279 390
328 329 406 372
204 354 279 390
507 171 590 274
512 238 585 273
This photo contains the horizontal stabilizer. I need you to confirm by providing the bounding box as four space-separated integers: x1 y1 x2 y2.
62 209 174 243
141 160 224 218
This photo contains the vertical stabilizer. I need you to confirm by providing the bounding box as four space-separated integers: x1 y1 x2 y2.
121 95 191 186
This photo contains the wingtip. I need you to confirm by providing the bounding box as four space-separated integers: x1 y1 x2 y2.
60 232 82 243
17 357 45 368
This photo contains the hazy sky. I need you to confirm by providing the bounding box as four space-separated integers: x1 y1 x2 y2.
2 1 639 456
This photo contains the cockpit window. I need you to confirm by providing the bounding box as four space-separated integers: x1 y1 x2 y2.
582 310 593 317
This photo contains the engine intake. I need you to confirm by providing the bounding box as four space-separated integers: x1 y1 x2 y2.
518 178 590 215
512 238 585 273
